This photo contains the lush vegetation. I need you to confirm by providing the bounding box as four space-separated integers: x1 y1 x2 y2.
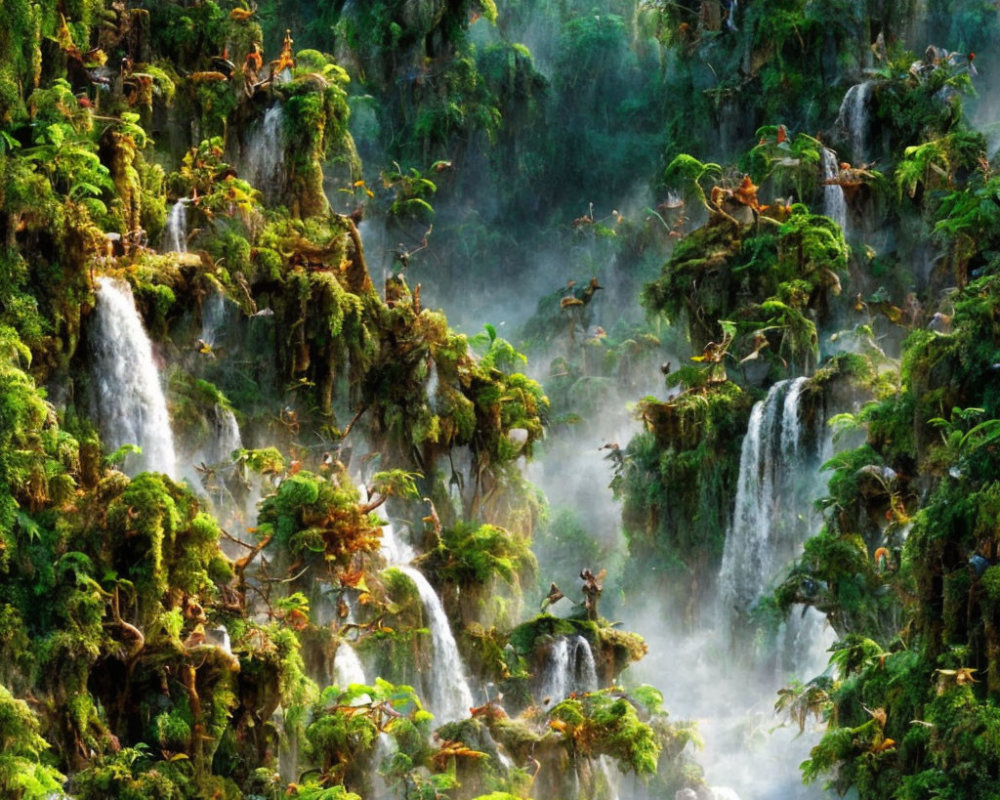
5 1 1000 799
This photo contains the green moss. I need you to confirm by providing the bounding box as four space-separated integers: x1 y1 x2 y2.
508 614 579 656
549 690 661 775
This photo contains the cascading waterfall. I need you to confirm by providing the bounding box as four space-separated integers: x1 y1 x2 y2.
165 199 188 253
396 565 476 725
333 642 373 709
380 520 475 725
718 377 823 627
89 278 177 477
538 634 598 704
836 81 872 163
821 148 848 232
244 104 286 205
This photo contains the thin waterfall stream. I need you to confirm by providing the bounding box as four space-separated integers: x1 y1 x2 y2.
538 634 598 704
822 147 848 233
333 642 368 688
244 104 286 205
165 198 188 253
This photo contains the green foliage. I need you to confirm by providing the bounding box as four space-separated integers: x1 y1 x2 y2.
235 447 286 478
745 127 824 202
72 744 190 800
927 407 1000 476
174 138 261 225
288 784 362 800
0 684 66 799
11 3 1000 800
643 202 844 368
382 163 437 222
257 471 382 566
469 324 528 374
549 689 661 774
281 58 353 217
774 263 1000 800
664 154 723 211
0 325 49 544
614 381 751 611
874 59 978 161
369 470 421 502
507 614 579 656
305 679 432 790
425 521 536 621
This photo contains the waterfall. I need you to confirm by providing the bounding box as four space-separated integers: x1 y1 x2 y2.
725 0 738 31
426 360 440 410
244 104 286 205
597 756 621 800
821 148 847 232
200 290 229 347
396 565 475 725
333 643 373 708
538 634 598 704
380 515 475 725
89 277 177 477
718 378 822 626
380 516 417 565
165 199 188 253
334 642 368 687
636 377 832 800
208 404 242 466
836 81 872 162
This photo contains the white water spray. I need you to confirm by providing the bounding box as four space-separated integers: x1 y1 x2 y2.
380 517 417 565
208 404 243 466
334 642 368 688
333 642 372 709
200 290 230 347
632 376 835 800
90 278 177 477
